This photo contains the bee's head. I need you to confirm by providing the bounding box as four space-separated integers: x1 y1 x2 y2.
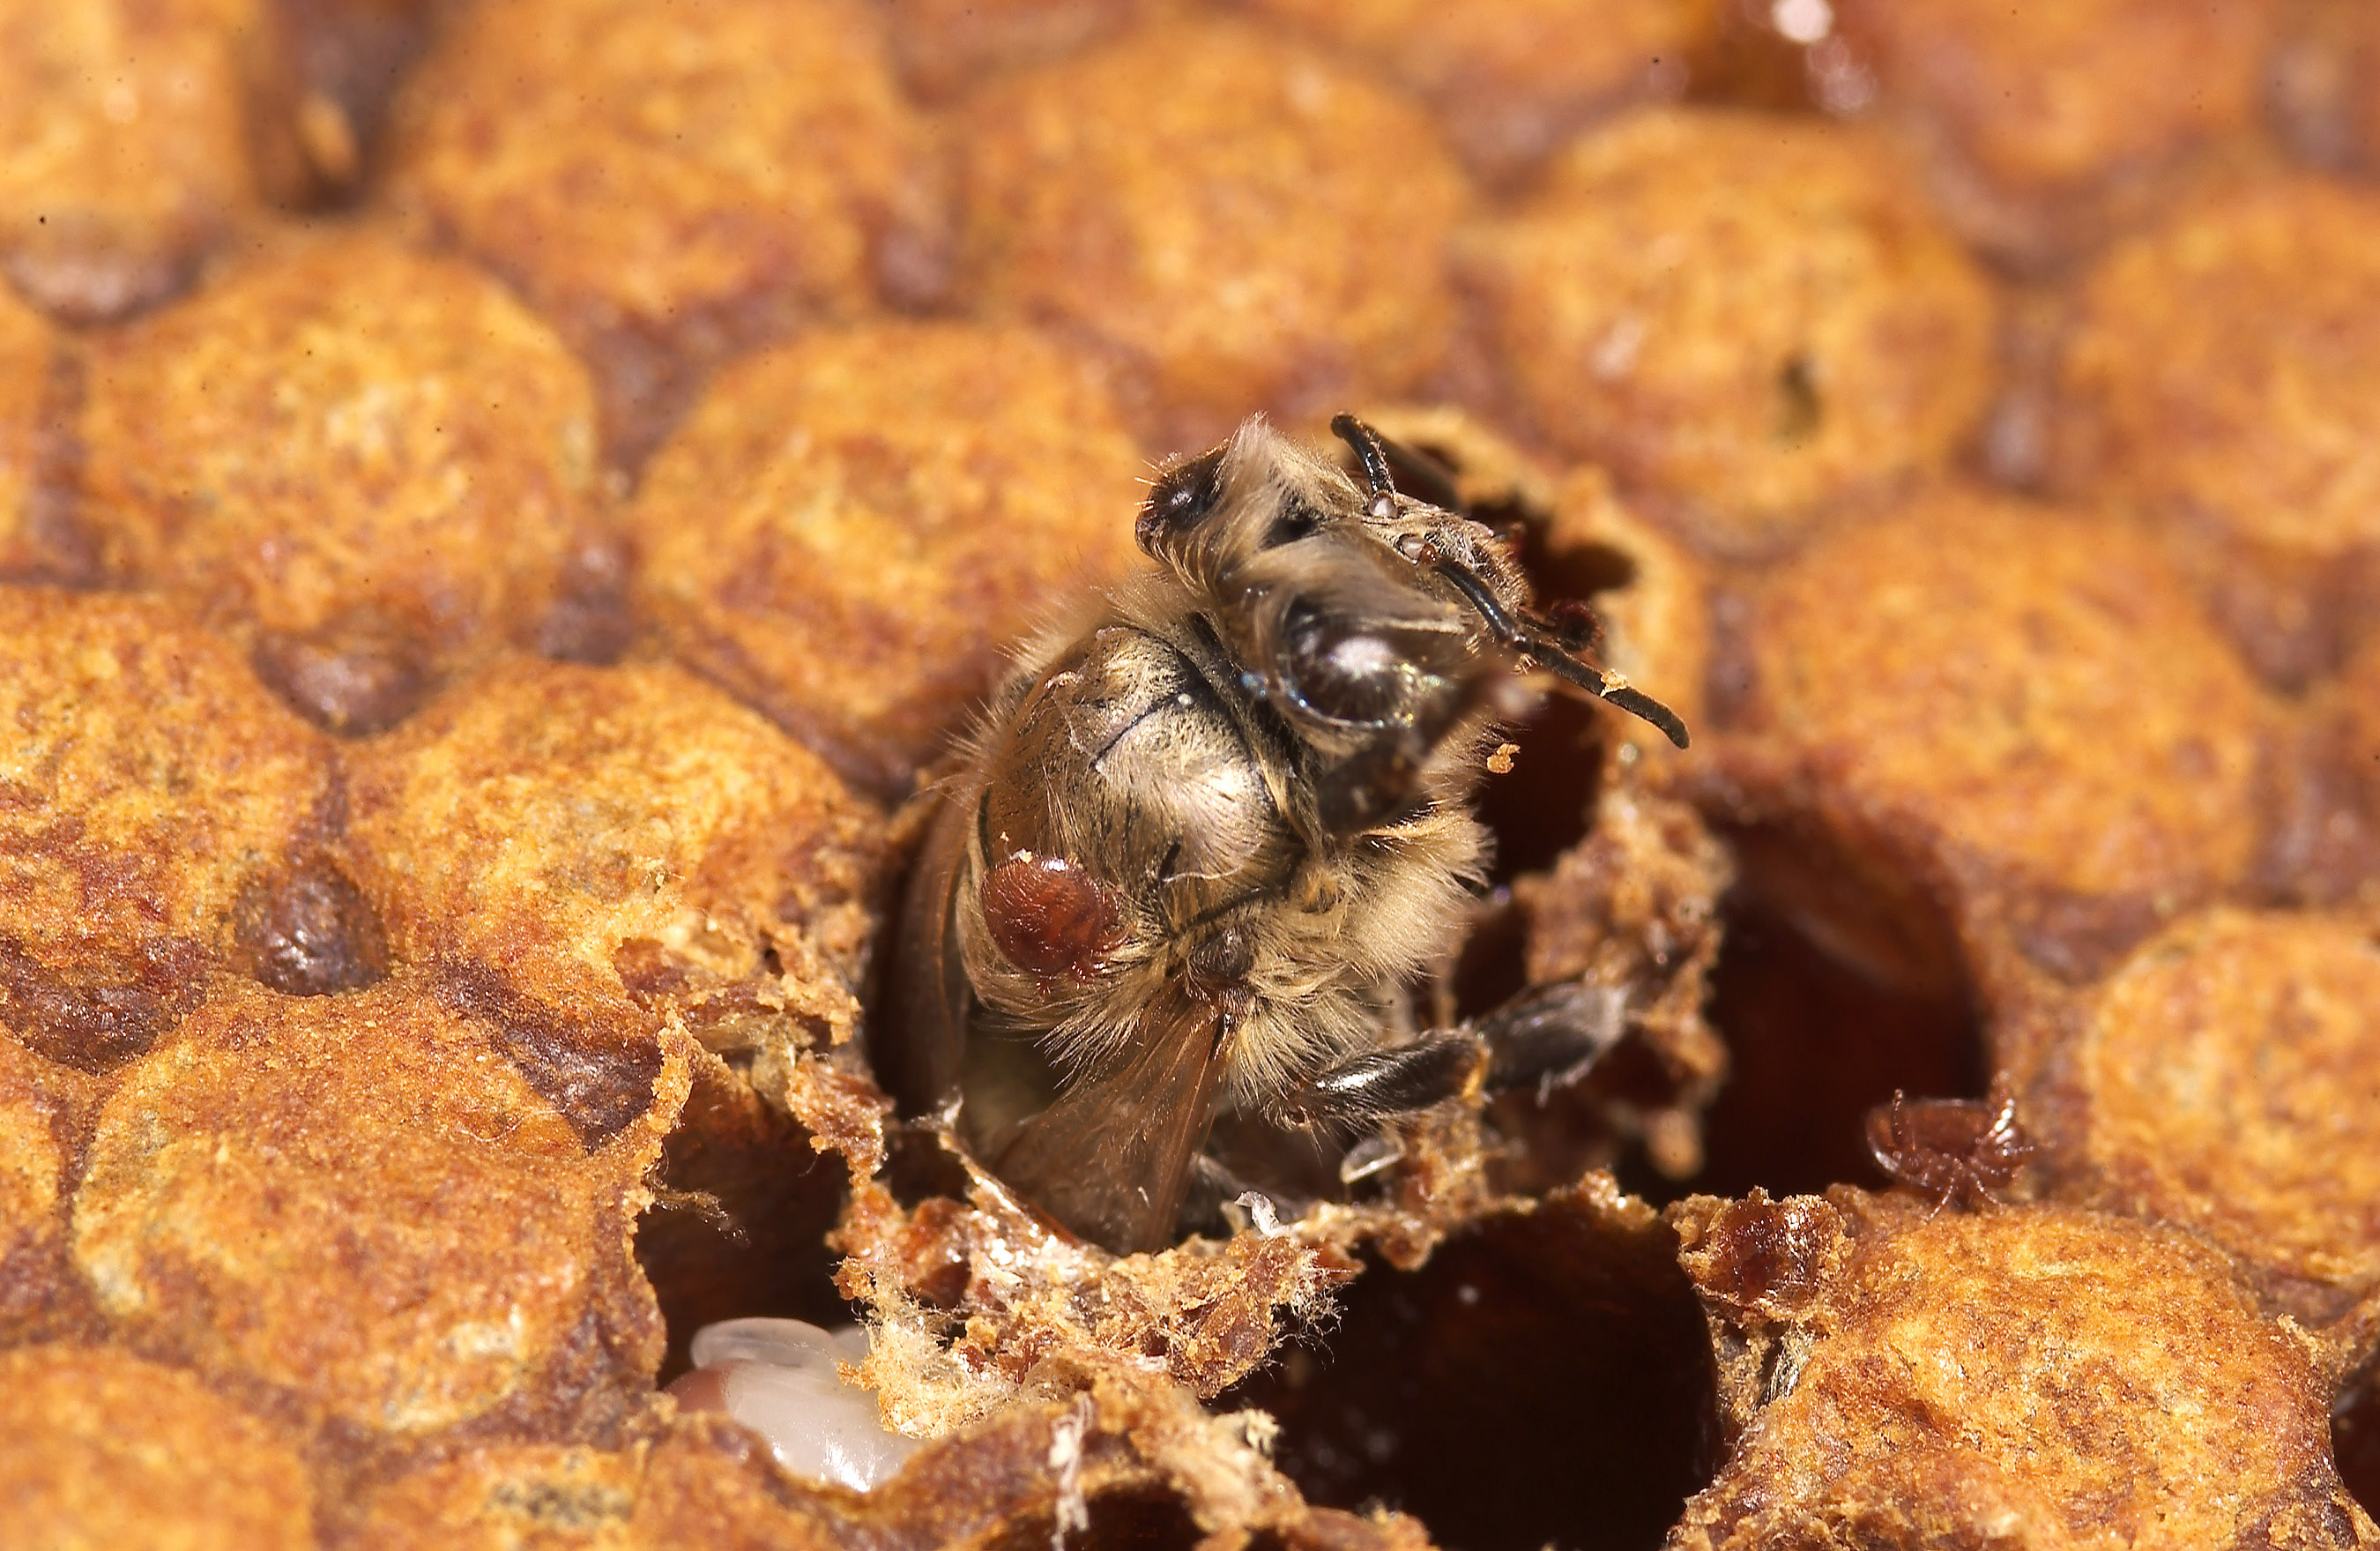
1136 416 1517 600
1134 418 1529 831
1134 418 1335 575
1134 441 1230 556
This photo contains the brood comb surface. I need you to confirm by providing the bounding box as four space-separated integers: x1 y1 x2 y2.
1671 1193 2370 1550
382 0 945 466
0 0 312 321
1711 483 2270 995
2012 907 2380 1327
953 16 1472 449
78 228 617 733
2051 174 2380 689
1223 0 1718 180
0 3 2376 1547
628 321 1148 794
0 588 343 1062
1832 0 2284 266
1454 107 1998 556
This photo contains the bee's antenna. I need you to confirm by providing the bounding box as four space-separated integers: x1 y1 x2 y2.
1425 549 1691 749
1330 414 1397 508
1338 410 1686 748
1331 414 1469 515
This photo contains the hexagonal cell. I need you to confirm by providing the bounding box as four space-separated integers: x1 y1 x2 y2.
0 588 344 1070
1223 0 1718 181
954 16 1472 449
2014 907 2380 1326
1711 482 2270 994
628 321 1146 794
342 657 889 1035
1454 107 1997 558
338 656 892 1364
1832 0 2283 267
638 1052 858 1383
382 0 945 465
78 228 614 734
2051 174 2380 690
1229 1184 1714 1551
1670 1191 2372 1549
0 0 310 322
1691 886 1985 1204
70 972 681 1435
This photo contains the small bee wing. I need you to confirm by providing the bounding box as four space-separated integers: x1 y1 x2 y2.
990 990 1231 1256
879 787 976 1115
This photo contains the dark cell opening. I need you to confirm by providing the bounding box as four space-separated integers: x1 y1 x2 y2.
1448 886 1529 1023
1773 354 1823 445
1526 533 1640 609
279 0 434 198
251 617 434 737
1690 825 1986 1200
636 1059 859 1384
0 936 205 1074
535 530 636 667
1227 1204 1715 1551
2336 1377 2380 1524
1474 690 1607 887
975 1486 1202 1551
438 962 666 1150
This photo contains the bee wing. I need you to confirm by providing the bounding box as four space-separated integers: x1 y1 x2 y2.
879 787 975 1115
991 990 1231 1256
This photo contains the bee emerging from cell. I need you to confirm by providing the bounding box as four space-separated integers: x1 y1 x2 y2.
877 414 1689 1254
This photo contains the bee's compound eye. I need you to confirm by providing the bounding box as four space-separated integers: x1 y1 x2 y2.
981 853 1124 979
1283 604 1417 726
1135 446 1226 555
1262 494 1321 548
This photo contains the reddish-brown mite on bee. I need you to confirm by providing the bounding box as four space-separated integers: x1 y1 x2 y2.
979 853 1125 981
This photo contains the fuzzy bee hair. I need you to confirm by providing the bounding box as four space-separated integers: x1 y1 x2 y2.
881 415 1684 1254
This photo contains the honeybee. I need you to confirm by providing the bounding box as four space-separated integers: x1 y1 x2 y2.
878 415 1686 1254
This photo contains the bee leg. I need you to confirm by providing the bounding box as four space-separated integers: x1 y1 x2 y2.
1273 982 1628 1133
1422 545 1692 749
1185 1152 1316 1231
1330 414 1397 504
1329 413 1466 517
1188 1150 1262 1205
1270 1028 1485 1131
1474 980 1630 1097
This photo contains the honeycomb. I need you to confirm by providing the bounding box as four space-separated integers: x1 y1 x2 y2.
2 1 2377 1547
